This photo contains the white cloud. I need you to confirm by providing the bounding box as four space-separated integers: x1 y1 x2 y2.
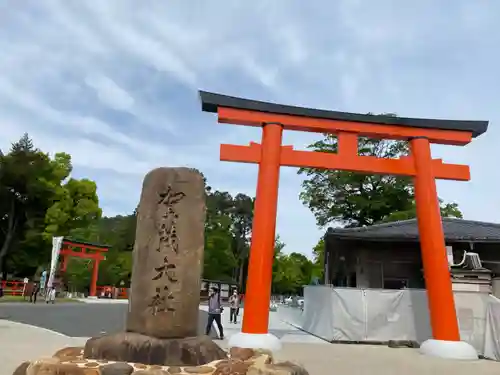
85 74 135 111
80 1 198 87
0 79 173 167
1 0 499 259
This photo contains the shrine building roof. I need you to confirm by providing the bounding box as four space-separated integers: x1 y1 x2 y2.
325 218 500 243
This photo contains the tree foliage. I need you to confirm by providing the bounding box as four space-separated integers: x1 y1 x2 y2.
0 134 101 277
272 244 317 295
203 184 254 287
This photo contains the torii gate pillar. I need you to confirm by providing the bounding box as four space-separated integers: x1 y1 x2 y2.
242 123 283 337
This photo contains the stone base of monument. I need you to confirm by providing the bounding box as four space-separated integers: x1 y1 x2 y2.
83 332 227 366
12 345 309 375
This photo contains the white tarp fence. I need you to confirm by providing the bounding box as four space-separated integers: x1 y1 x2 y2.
279 285 500 360
47 236 63 289
484 296 500 360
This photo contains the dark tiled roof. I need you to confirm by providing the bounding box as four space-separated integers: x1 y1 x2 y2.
326 218 500 242
199 91 488 137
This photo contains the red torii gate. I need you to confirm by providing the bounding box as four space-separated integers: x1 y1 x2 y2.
59 239 108 297
200 91 488 359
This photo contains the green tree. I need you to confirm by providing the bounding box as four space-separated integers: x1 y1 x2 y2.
312 238 324 267
382 199 463 223
203 186 254 287
298 132 462 228
97 251 133 287
0 134 102 276
44 177 102 239
204 188 235 280
204 227 237 282
204 188 238 281
229 193 254 288
310 237 325 281
272 251 315 295
0 134 54 274
70 212 137 253
274 235 286 256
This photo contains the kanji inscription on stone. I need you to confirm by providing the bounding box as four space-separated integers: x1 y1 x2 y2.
126 167 206 339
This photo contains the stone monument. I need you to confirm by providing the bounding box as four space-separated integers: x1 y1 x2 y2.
126 167 205 338
83 167 227 366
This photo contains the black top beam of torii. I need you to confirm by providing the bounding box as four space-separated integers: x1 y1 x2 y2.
199 91 488 138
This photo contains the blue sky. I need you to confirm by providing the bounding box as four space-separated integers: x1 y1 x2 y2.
0 1 498 258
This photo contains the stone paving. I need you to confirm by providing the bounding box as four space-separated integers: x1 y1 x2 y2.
199 305 328 345
0 302 211 338
2 303 500 375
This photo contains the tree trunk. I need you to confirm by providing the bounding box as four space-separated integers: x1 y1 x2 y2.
0 201 17 276
238 258 245 291
231 267 237 283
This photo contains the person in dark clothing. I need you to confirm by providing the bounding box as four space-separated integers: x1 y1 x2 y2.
30 282 39 303
205 287 224 339
228 289 240 323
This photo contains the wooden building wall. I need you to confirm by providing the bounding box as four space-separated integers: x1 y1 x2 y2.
325 238 500 290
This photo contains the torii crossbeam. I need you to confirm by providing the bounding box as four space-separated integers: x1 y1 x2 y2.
200 90 488 357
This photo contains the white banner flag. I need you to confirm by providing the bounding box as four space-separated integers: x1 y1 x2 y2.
47 236 63 289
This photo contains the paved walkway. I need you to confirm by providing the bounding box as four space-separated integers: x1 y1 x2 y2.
0 320 88 375
2 319 500 375
0 302 217 339
273 342 500 375
76 298 128 303
2 302 500 375
199 305 328 344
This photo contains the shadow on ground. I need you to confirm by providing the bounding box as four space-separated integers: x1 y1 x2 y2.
0 303 216 338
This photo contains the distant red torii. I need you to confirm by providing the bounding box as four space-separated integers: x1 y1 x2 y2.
59 238 109 297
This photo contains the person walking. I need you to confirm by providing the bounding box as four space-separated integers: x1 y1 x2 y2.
46 286 56 304
228 289 240 324
39 270 47 297
22 277 29 300
205 287 224 339
30 282 39 304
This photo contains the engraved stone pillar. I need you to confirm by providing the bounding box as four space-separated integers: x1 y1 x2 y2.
126 167 206 338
